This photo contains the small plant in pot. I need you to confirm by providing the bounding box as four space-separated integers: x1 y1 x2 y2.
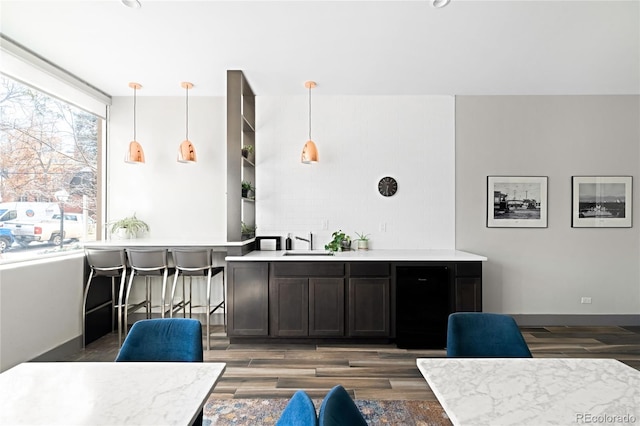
241 145 254 160
241 221 257 239
241 181 255 199
325 230 352 252
355 231 370 250
109 213 150 239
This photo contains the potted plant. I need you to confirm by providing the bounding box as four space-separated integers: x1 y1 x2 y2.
241 221 257 239
241 145 254 160
241 181 255 198
325 230 351 252
354 231 370 250
109 213 149 239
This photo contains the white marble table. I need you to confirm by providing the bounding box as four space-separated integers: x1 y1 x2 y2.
0 362 226 425
417 358 640 426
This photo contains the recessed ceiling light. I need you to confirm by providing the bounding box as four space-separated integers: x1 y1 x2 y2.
432 0 451 8
121 0 141 9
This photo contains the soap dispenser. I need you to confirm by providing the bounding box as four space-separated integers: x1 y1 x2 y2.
285 233 292 250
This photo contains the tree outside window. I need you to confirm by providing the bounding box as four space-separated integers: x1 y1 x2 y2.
0 75 100 258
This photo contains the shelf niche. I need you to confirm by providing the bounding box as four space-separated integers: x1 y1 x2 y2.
227 70 256 242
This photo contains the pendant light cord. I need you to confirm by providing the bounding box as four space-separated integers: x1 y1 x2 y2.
185 84 189 140
308 85 312 140
132 85 137 141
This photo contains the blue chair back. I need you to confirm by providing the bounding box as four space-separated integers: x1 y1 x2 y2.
115 318 203 362
276 390 317 426
446 312 532 358
318 385 367 426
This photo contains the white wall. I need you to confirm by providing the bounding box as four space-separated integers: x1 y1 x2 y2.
108 96 226 239
0 254 84 372
256 95 456 250
456 96 640 318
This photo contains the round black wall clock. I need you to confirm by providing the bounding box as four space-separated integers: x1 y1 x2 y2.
378 176 398 197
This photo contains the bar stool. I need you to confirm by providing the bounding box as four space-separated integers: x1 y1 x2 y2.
170 248 225 350
83 248 128 347
124 248 172 337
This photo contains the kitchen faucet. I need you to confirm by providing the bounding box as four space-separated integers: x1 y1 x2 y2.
295 233 313 250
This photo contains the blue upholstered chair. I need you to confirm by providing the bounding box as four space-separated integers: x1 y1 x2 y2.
115 318 204 425
318 385 367 426
276 390 318 426
115 318 203 362
446 312 532 358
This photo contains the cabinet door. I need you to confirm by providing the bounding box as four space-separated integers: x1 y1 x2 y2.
227 262 269 336
348 278 390 337
454 262 482 312
309 278 344 337
270 278 309 337
454 278 482 312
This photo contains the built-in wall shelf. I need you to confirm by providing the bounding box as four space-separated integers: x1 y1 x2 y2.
227 70 256 242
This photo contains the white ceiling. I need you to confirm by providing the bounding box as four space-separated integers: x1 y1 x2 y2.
1 0 638 97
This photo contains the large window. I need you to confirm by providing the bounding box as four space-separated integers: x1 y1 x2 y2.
0 75 100 261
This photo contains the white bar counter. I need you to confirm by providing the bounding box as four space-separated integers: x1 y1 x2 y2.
226 249 487 262
0 362 226 425
417 358 640 426
84 237 253 250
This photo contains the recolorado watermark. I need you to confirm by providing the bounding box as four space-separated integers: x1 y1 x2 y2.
576 413 637 424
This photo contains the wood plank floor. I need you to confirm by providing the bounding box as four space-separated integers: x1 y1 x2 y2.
62 325 640 400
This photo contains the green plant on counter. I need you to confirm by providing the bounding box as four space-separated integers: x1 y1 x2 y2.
241 221 257 238
354 231 370 241
109 213 150 238
325 230 351 252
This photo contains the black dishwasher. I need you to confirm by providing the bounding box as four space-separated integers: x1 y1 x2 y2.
396 265 451 349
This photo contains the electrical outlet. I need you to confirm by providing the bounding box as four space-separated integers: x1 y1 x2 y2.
581 297 592 304
321 220 328 230
379 222 386 232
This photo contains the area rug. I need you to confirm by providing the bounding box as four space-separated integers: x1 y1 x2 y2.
204 398 452 425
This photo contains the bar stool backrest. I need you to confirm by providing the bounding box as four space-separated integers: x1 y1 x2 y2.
86 248 127 276
172 248 212 271
127 249 169 273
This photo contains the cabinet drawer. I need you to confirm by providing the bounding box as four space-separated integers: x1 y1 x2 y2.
350 262 390 277
455 261 482 277
272 262 345 277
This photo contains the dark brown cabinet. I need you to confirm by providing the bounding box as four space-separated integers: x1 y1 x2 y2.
454 262 482 312
270 278 308 336
226 259 482 344
270 262 345 337
309 278 345 336
348 277 390 336
227 262 269 336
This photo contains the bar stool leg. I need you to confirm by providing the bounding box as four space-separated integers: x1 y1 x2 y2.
170 270 178 318
161 268 169 318
206 269 212 350
124 271 136 339
117 271 127 345
222 269 226 332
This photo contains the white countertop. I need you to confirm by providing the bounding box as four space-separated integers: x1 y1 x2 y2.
226 249 487 262
417 358 640 426
0 362 226 426
84 237 254 249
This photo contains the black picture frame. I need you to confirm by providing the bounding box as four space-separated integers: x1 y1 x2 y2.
487 176 548 228
571 176 632 228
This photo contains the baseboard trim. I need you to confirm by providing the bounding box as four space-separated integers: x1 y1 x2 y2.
512 314 640 327
31 335 83 362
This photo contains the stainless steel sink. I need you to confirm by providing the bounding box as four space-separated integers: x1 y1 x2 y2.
282 251 334 256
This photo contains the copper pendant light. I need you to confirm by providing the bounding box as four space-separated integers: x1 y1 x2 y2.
177 82 197 163
301 81 319 164
125 82 145 164
432 0 451 8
